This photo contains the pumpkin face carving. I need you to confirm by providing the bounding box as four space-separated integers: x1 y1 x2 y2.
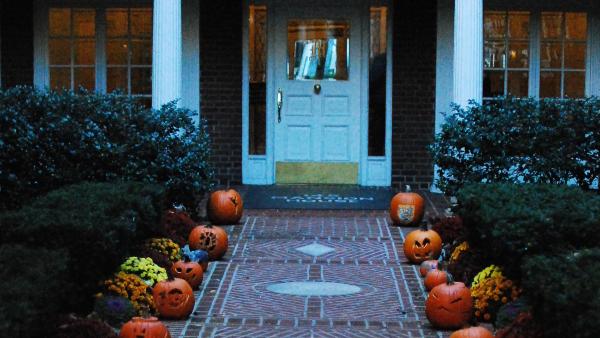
188 225 228 260
119 316 171 338
449 326 495 338
207 189 243 225
152 278 195 319
425 277 473 329
403 226 442 264
389 186 425 226
171 261 204 289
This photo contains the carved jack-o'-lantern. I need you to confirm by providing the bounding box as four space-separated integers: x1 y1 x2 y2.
403 224 442 264
425 274 473 329
425 269 448 291
419 259 439 277
449 326 495 338
188 225 228 260
119 316 171 338
152 278 195 319
389 185 425 226
171 260 204 289
207 189 243 225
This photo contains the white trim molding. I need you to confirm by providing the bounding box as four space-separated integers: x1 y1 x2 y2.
152 0 182 109
182 0 200 118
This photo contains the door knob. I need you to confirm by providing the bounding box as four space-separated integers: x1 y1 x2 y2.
276 88 283 123
314 83 321 95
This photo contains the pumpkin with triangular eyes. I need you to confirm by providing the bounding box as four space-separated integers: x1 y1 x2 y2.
171 260 204 289
403 225 442 264
152 278 195 319
119 316 171 338
425 274 473 329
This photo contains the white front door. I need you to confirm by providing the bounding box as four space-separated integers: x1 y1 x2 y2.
272 0 364 184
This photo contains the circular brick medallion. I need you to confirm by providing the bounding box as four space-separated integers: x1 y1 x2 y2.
266 282 361 296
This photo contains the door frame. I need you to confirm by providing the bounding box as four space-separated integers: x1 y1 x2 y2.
242 0 393 186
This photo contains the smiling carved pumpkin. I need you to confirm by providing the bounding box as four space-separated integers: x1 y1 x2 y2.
425 274 473 329
171 260 204 289
207 189 243 225
403 224 442 264
152 278 195 319
119 316 171 338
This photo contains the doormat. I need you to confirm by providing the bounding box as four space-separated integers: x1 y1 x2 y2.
243 185 395 210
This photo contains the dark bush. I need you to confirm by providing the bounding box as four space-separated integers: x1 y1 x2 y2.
0 245 69 337
0 182 165 314
521 249 600 338
456 183 600 276
0 86 214 211
447 247 489 285
55 315 118 338
431 97 600 195
430 215 465 245
93 295 136 328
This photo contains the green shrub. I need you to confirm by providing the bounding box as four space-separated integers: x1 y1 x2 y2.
0 182 165 314
522 249 600 338
0 86 214 211
431 96 600 195
0 245 69 337
456 183 600 276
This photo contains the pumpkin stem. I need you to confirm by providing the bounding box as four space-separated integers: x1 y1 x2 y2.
446 272 455 285
419 221 428 231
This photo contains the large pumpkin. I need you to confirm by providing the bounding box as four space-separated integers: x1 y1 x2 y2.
449 326 495 338
425 274 473 329
188 225 228 260
119 317 171 338
152 278 195 319
171 260 204 289
389 186 425 226
419 259 439 277
207 189 243 224
403 225 442 263
425 269 448 291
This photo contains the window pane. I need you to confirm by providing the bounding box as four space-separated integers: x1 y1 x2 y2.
107 67 128 93
49 9 71 36
249 5 267 155
107 40 129 65
507 71 528 96
484 12 506 39
106 9 128 37
136 97 152 109
74 40 95 65
508 42 528 68
73 9 95 37
368 6 387 156
564 42 586 69
131 9 152 37
508 12 529 39
540 71 561 98
566 13 587 40
50 67 71 90
483 71 504 97
131 68 152 95
49 39 71 65
74 67 95 90
288 20 350 80
484 41 505 68
542 13 562 39
540 42 562 69
564 72 585 98
131 40 152 64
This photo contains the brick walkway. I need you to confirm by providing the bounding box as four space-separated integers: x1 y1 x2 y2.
165 192 451 337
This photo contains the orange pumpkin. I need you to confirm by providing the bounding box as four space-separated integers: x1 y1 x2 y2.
419 259 439 277
425 269 448 291
152 278 195 319
119 317 171 338
207 189 243 224
188 225 229 260
171 260 204 289
389 185 425 226
450 326 495 338
403 225 442 263
425 274 473 329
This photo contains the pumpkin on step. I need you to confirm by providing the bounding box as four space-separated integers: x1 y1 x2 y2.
449 326 495 338
152 278 195 319
425 269 448 291
119 317 171 338
389 185 425 226
188 225 228 260
425 274 473 329
419 259 439 277
403 224 442 264
171 260 204 289
207 189 243 224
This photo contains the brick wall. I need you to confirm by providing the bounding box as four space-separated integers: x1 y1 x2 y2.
200 0 243 186
1 0 34 88
391 0 437 190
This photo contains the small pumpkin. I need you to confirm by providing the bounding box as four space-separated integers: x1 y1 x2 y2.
419 259 439 277
152 278 195 319
119 317 171 338
207 189 243 224
425 274 473 329
403 223 442 264
171 260 204 289
425 269 448 291
390 185 425 226
188 225 229 260
449 326 495 338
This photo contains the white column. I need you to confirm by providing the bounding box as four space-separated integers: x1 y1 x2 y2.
587 7 600 96
152 0 182 109
452 0 483 107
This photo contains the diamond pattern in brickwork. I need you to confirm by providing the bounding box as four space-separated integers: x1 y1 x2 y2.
295 243 336 257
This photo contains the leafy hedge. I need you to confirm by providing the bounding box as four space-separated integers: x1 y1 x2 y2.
431 97 600 195
0 86 214 211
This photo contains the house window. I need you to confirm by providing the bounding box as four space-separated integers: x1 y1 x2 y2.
540 12 587 98
49 8 96 90
368 6 387 156
484 11 530 99
249 4 267 155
